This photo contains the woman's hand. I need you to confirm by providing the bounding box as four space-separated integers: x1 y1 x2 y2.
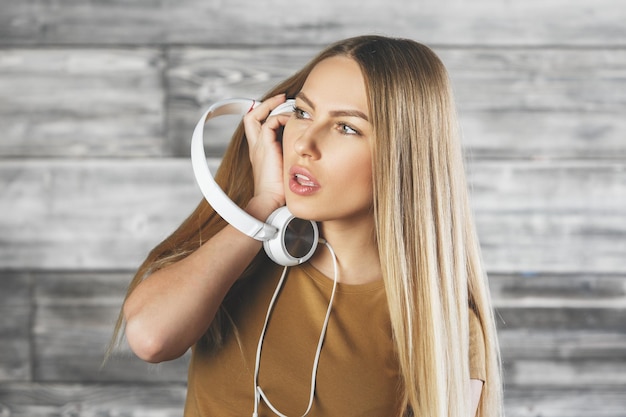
242 94 291 217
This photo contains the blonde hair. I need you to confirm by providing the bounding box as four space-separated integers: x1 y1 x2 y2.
353 37 502 417
110 35 502 417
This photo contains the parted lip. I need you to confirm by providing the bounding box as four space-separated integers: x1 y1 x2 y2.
288 165 321 197
288 165 320 187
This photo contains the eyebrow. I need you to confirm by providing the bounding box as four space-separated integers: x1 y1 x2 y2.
296 92 370 122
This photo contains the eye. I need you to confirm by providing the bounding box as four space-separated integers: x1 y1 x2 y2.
294 106 311 120
338 123 360 136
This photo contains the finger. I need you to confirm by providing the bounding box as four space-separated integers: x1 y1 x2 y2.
261 113 291 131
243 96 289 147
245 94 286 122
258 113 291 143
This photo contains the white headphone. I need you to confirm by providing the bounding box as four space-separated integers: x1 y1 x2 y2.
191 98 319 266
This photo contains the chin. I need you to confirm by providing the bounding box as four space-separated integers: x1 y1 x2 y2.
285 200 320 222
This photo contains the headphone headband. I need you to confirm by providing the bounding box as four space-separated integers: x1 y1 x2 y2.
191 99 278 240
190 98 318 266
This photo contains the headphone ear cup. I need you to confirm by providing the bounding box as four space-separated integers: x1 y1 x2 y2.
263 207 319 266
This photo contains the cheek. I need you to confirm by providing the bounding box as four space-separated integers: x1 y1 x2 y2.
281 119 299 147
362 166 374 201
341 150 373 194
360 153 374 199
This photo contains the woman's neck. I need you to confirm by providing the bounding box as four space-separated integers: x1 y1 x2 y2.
310 218 382 285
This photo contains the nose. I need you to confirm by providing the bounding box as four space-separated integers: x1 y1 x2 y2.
293 124 322 159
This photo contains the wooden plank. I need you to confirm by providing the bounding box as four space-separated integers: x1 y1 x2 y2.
0 159 624 272
442 47 626 160
1 0 625 46
490 273 626 303
498 313 626 388
490 273 626 313
32 271 189 383
21 270 626 384
23 270 626 383
166 47 313 157
34 304 190 383
491 273 626 332
496 307 626 332
0 271 31 381
0 383 186 417
439 48 626 113
476 210 625 274
0 384 625 417
0 49 165 158
470 161 626 273
458 111 626 160
0 159 203 270
505 359 626 387
499 329 626 361
2 47 624 159
483 275 626 374
505 387 626 417
166 47 626 159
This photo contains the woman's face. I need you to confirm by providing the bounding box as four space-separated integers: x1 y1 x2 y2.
282 56 374 226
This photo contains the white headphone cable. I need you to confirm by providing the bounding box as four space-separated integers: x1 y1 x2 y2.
252 238 338 417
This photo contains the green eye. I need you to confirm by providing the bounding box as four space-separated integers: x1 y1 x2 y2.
294 107 311 119
340 124 359 135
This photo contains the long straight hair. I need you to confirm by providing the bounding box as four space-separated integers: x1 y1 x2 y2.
350 37 502 417
109 35 502 417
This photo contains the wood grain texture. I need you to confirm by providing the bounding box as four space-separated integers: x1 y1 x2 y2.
439 48 626 113
506 359 626 387
499 329 626 360
34 303 190 383
458 111 626 160
2 159 623 272
3 47 623 158
1 0 625 47
0 48 165 158
469 161 626 273
0 270 189 384
33 270 189 382
166 47 626 159
4 270 624 386
0 0 624 414
1 384 626 417
490 273 626 303
497 307 626 332
5 270 623 386
0 272 31 382
504 387 626 417
0 383 187 417
492 272 626 335
165 47 314 157
0 159 206 270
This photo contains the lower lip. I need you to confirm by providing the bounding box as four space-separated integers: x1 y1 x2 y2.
289 177 320 196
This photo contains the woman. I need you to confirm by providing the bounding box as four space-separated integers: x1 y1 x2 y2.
111 35 503 417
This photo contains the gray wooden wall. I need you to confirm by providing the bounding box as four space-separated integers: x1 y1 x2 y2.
1 1 625 416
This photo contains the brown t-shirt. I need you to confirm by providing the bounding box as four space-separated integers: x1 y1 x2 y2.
184 262 486 417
